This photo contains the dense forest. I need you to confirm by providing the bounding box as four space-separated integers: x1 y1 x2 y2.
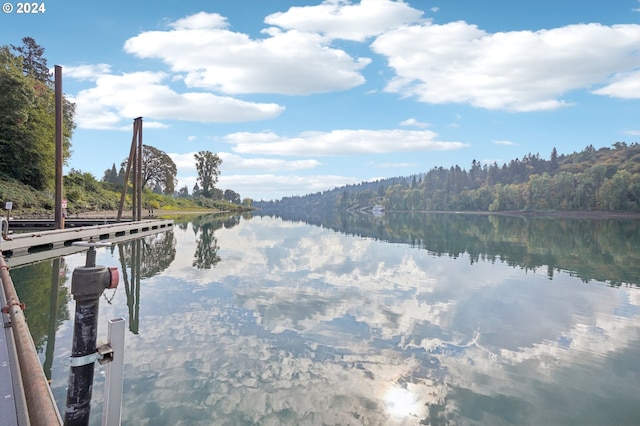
255 142 640 213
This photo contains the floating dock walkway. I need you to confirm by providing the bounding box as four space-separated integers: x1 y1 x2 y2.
1 218 174 425
1 219 173 258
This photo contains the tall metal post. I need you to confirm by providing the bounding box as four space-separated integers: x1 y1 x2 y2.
64 242 118 426
117 120 139 222
54 65 64 230
132 134 138 222
136 119 143 221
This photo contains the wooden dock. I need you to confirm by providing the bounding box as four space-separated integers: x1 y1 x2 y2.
1 219 174 258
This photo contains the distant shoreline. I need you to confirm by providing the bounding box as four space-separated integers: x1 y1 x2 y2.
383 209 640 219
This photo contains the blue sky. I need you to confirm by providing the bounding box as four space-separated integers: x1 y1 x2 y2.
2 0 640 201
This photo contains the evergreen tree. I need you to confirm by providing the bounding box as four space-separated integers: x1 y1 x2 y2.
550 147 559 174
11 37 50 82
102 163 118 183
177 185 189 198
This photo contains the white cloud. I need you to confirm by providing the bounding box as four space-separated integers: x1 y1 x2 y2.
593 71 640 99
123 12 370 95
62 64 111 81
264 0 425 42
169 11 229 30
169 152 321 172
399 117 430 128
72 71 284 129
372 22 640 111
493 140 516 146
176 173 362 200
224 129 468 156
219 174 363 199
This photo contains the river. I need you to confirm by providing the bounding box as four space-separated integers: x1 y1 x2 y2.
10 211 640 425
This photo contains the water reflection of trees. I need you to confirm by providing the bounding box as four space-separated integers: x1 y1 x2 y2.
11 258 70 380
191 214 240 269
115 232 176 334
259 210 640 287
114 231 176 279
11 259 70 349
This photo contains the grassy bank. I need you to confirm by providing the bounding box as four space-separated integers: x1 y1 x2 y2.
0 176 249 218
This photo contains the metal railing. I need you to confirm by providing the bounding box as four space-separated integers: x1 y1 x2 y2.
0 252 63 425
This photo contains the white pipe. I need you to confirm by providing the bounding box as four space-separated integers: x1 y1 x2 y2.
102 318 126 426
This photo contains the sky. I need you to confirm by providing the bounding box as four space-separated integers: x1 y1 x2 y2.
2 0 640 201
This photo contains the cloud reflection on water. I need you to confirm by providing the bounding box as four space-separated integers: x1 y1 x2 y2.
51 215 640 425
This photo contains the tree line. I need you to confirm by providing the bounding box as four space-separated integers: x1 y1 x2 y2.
256 142 640 213
0 37 76 190
101 148 248 207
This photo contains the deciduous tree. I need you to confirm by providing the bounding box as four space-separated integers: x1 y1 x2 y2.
121 145 177 195
0 40 75 190
194 151 222 198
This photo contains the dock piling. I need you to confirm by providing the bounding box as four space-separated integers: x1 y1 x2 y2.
64 242 119 426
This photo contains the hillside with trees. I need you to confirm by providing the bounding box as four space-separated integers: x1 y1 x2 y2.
0 38 75 191
255 142 640 214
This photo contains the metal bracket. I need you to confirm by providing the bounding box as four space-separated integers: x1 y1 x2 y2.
65 344 114 367
97 343 114 365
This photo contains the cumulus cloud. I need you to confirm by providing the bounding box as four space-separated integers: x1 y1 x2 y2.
264 0 425 41
72 71 284 129
224 129 468 156
372 22 640 111
123 12 370 95
170 152 321 172
169 11 230 30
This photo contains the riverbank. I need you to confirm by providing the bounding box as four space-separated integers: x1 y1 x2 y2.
11 208 225 220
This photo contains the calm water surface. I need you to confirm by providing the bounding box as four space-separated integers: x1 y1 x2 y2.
10 212 640 425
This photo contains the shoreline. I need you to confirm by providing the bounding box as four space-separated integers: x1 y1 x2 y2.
12 208 224 220
14 208 640 221
381 209 640 219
